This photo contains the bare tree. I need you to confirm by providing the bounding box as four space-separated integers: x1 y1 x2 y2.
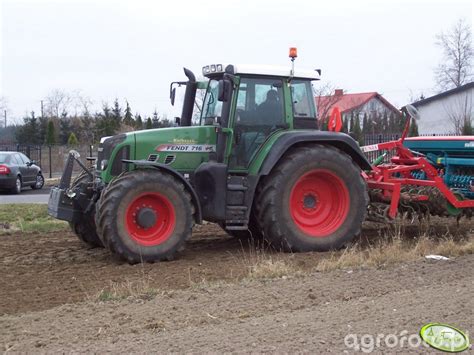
75 92 94 117
314 83 344 126
435 18 473 91
0 97 8 128
44 89 72 118
443 90 473 134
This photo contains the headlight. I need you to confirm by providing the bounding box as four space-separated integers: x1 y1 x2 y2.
100 159 108 171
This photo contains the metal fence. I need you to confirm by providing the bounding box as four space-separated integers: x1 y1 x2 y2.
0 144 42 166
362 132 462 163
0 144 94 178
363 133 401 163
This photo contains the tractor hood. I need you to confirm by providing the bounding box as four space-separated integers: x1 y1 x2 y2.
132 126 217 171
98 126 218 183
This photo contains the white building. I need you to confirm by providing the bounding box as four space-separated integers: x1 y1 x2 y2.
412 82 474 135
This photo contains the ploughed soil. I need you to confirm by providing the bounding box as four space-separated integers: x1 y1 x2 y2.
0 221 473 352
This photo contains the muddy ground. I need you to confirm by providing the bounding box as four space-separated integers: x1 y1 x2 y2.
1 221 473 352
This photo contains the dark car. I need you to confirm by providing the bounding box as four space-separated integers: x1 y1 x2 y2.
0 152 44 194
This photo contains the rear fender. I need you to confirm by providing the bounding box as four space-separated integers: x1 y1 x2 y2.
259 131 372 176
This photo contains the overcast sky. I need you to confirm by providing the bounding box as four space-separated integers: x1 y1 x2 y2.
0 0 472 123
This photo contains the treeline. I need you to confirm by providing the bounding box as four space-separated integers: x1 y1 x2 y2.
331 111 419 144
14 98 173 145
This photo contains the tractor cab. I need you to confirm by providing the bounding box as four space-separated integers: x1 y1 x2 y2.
172 61 321 170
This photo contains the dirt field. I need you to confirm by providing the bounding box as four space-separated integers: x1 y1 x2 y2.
1 221 473 352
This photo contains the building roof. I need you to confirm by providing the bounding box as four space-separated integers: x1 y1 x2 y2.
412 82 474 107
316 92 399 116
202 63 321 80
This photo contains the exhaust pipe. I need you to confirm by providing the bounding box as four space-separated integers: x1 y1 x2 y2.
180 68 197 127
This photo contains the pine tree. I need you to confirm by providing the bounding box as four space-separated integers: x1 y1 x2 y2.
152 110 159 128
46 120 56 145
353 114 363 145
382 112 389 133
81 112 95 144
111 98 122 131
29 111 39 144
59 114 71 145
145 117 152 129
96 103 117 137
123 101 134 127
67 132 79 145
15 112 39 144
371 112 380 133
135 113 143 130
408 119 419 137
342 116 349 133
362 114 369 135
38 115 48 144
462 118 473 135
349 112 355 132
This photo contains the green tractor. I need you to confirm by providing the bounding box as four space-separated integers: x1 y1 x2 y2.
48 59 371 264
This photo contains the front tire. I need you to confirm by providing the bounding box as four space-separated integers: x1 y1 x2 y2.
69 169 103 248
96 170 194 264
256 145 368 252
31 173 44 189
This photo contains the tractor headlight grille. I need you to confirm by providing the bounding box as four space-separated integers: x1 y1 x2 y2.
110 145 130 176
97 134 126 172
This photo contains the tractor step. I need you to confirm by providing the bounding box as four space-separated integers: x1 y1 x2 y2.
225 222 248 230
227 184 248 191
226 205 248 210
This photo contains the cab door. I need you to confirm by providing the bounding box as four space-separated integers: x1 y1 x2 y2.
229 77 286 169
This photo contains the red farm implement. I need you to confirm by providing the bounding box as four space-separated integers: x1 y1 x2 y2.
362 105 474 222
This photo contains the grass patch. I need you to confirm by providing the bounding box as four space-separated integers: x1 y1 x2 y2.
316 232 474 272
236 242 300 281
247 258 296 280
94 279 159 302
0 203 68 234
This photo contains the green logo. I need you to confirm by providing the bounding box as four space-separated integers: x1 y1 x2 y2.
420 323 470 352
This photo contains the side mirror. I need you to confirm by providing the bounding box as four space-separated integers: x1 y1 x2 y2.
170 87 176 106
404 104 420 121
174 117 181 126
218 79 232 102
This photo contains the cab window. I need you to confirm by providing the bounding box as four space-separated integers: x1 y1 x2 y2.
291 80 316 118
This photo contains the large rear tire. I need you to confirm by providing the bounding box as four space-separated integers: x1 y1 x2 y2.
255 145 368 252
96 169 194 264
69 169 103 248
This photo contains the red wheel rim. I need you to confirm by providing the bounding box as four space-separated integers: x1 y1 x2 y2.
125 192 176 246
289 169 350 237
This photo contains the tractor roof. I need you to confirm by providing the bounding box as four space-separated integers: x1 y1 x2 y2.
202 64 320 80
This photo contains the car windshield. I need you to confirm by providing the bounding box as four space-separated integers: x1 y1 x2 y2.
200 79 222 125
0 153 10 163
